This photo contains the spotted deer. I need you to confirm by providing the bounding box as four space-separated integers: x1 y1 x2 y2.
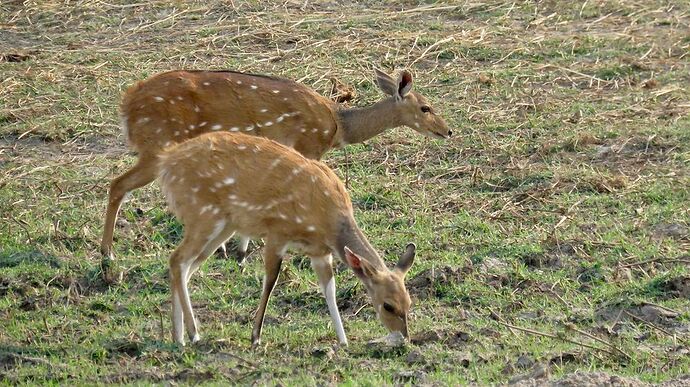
102 68 450 266
158 132 416 346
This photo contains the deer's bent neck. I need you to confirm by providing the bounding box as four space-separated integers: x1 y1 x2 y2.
334 217 384 269
336 98 403 145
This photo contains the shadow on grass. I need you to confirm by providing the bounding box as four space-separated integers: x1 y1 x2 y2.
0 248 61 269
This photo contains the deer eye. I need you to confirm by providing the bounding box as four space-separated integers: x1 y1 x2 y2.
421 106 431 113
383 303 396 314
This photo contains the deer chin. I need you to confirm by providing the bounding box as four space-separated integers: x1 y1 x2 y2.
421 130 449 140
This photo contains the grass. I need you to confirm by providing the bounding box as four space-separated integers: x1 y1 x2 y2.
1 0 689 385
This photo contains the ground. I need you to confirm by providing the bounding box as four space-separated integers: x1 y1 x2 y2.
1 0 689 385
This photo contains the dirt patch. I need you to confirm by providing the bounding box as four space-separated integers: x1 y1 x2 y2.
653 223 688 240
411 329 471 348
658 275 690 300
510 369 690 386
407 265 467 297
595 303 682 329
105 339 145 358
521 243 577 269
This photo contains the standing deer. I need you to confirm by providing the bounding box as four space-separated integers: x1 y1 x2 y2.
102 68 451 267
158 132 416 346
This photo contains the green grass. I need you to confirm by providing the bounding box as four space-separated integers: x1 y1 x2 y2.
1 0 689 385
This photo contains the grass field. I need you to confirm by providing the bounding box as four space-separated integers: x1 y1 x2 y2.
1 0 689 385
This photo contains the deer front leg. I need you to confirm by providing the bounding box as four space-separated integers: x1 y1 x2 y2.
311 254 348 345
251 240 285 347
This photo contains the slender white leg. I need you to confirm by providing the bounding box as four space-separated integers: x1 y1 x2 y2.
238 236 250 255
236 235 250 264
172 285 185 345
311 255 348 345
178 261 201 343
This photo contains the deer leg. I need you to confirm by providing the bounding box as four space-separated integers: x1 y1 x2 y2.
100 156 158 260
236 235 250 265
179 220 235 343
311 254 348 345
251 239 286 347
169 232 208 346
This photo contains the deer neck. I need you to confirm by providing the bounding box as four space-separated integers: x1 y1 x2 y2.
333 217 385 270
336 98 403 145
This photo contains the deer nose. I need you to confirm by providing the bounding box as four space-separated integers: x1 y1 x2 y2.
447 130 453 137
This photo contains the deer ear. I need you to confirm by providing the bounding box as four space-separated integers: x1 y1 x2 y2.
395 243 416 276
344 246 378 280
374 68 399 97
397 70 413 98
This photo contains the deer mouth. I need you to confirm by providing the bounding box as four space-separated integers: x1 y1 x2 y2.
425 131 449 140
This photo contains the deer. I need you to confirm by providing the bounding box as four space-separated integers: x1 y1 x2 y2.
157 131 417 346
102 68 451 271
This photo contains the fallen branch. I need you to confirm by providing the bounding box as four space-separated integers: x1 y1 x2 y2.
494 319 620 358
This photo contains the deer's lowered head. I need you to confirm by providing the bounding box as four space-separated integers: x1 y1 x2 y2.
343 244 416 337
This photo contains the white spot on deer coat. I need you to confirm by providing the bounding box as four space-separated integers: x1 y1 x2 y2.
194 105 201 112
307 226 316 232
272 90 280 94
414 122 420 128
154 96 164 102
200 205 213 214
295 216 303 224
236 80 242 84
136 117 150 124
199 122 208 127
155 128 163 134
176 96 183 101
237 144 247 150
189 124 196 130
229 127 239 132
223 177 236 185
211 124 222 130
203 81 211 86
260 108 268 113
192 186 200 193
250 85 258 90
245 125 254 131
174 131 180 136
264 121 273 127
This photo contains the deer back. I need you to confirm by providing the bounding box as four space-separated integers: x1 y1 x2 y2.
158 132 352 254
122 71 339 159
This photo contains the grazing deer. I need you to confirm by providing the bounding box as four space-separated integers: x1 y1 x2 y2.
102 68 450 266
158 132 416 346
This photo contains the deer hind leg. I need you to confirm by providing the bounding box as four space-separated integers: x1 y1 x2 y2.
251 238 287 347
311 254 348 345
235 235 250 265
169 232 207 346
176 219 235 344
100 155 159 260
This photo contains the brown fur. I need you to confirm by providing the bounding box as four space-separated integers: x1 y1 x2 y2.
158 132 416 346
101 68 450 263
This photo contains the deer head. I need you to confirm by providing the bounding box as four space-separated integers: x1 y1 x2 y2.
344 243 416 337
375 69 452 140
